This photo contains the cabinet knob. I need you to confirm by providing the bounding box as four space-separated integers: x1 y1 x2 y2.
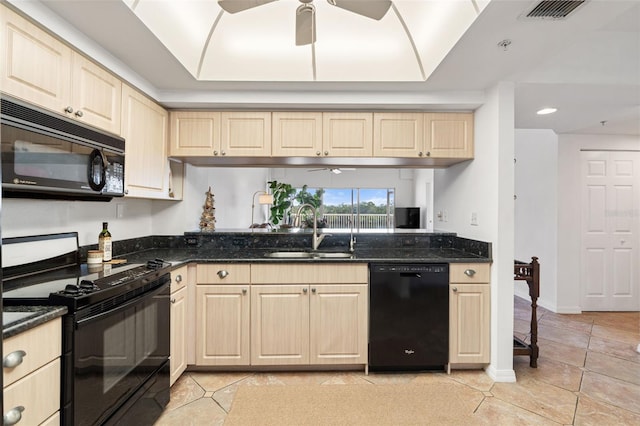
3 406 24 425
426 151 431 157
217 270 229 279
464 269 476 277
324 151 329 156
75 110 84 118
316 151 321 156
3 350 26 369
303 288 308 294
124 189 129 195
311 288 316 294
213 150 219 156
64 106 74 114
452 287 458 292
418 151 423 157
175 274 182 283
242 288 247 295
221 151 226 156
170 298 176 304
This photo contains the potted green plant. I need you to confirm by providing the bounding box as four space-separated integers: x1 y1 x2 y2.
267 180 296 226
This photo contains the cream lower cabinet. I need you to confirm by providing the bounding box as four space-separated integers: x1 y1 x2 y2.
250 263 368 366
195 264 251 366
3 318 61 425
449 263 491 365
170 266 188 386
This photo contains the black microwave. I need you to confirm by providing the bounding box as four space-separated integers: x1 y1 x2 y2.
1 96 125 201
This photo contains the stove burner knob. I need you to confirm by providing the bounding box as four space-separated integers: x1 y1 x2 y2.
79 280 97 292
63 284 82 296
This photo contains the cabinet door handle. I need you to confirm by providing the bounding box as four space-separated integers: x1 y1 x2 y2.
311 288 316 294
324 151 329 156
316 151 321 156
418 151 423 157
242 288 247 295
75 110 84 118
303 288 308 294
3 350 26 369
213 150 219 156
3 405 24 425
217 270 229 279
170 298 176 304
426 151 431 157
175 274 182 283
464 269 476 277
221 150 226 156
64 106 74 114
452 287 458 292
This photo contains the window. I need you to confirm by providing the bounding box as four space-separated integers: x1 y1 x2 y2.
291 187 395 230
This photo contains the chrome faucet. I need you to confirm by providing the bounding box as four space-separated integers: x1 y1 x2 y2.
297 203 329 250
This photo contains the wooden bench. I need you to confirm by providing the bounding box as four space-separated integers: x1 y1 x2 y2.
514 257 540 368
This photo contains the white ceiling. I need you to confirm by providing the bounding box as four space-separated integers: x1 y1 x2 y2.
14 0 640 136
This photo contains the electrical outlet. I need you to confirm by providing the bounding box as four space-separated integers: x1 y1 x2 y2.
116 203 125 219
437 211 443 221
471 212 478 226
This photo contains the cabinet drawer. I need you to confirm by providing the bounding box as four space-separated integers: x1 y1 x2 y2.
197 264 250 284
171 265 188 292
3 318 61 387
3 358 60 426
251 263 368 284
450 263 490 283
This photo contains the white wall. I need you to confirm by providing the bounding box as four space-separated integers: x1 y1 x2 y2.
1 197 153 247
557 133 640 313
434 82 516 382
514 129 558 312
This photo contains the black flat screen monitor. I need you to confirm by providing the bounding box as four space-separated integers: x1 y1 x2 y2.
395 207 420 229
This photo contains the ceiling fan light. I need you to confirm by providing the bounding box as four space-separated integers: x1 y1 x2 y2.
537 107 558 115
218 0 277 14
330 168 342 174
296 4 316 46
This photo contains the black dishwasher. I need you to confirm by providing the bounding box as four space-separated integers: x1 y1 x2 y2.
369 263 449 371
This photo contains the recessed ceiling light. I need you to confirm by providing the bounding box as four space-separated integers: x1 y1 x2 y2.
537 107 557 115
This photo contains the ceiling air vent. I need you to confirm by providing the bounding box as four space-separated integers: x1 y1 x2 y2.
525 0 586 19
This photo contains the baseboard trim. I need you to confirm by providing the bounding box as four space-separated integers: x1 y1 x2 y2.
485 364 516 383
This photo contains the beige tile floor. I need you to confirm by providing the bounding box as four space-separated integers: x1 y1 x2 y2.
156 297 640 425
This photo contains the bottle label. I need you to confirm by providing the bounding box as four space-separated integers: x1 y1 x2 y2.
99 237 112 262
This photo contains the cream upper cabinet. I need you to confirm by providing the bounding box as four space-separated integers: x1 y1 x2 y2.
1 6 121 134
70 52 122 134
322 112 373 157
169 111 221 156
121 83 170 199
373 113 424 158
221 112 271 156
170 266 188 386
272 112 323 157
449 263 490 365
424 112 474 159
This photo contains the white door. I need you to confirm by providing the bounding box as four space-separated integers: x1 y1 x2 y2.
581 151 640 311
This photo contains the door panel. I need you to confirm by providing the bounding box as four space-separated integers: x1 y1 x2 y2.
581 151 639 310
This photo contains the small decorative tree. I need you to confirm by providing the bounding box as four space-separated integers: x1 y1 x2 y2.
267 180 296 226
199 186 216 232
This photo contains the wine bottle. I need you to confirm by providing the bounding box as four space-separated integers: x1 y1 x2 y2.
98 222 112 262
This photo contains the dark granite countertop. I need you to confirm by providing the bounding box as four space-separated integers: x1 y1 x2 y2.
3 305 67 339
116 246 491 267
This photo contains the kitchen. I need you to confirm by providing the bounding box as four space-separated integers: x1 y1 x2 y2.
2 0 639 424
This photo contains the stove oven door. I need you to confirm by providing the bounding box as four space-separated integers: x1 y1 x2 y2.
67 281 170 426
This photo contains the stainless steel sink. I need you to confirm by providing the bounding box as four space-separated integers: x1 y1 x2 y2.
265 251 353 259
265 251 314 258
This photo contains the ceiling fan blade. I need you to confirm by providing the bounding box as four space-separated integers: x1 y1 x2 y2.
307 168 327 172
328 0 392 20
296 4 316 46
218 0 277 14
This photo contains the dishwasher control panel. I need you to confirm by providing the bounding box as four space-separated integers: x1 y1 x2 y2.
371 264 448 274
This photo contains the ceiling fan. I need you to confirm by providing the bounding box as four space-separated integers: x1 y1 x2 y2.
308 167 356 174
218 0 392 45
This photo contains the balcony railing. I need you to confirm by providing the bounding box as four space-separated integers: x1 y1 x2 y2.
321 213 392 229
